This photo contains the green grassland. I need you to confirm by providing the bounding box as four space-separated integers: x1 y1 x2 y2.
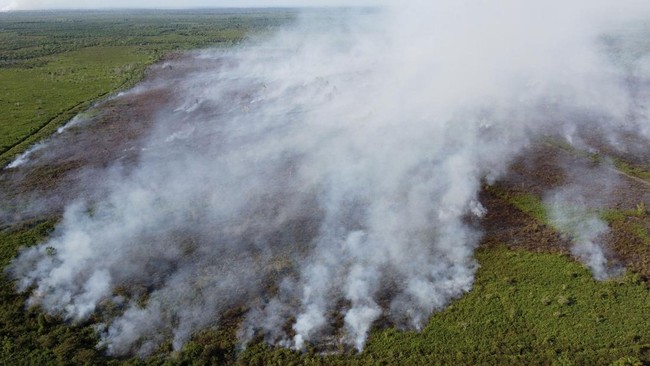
1 10 650 366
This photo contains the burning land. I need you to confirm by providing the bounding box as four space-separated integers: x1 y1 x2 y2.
1 4 650 366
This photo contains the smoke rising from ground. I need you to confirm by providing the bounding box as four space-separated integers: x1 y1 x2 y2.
544 162 623 280
6 1 650 356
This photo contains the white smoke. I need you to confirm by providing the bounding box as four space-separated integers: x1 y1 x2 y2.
544 163 622 280
552 209 612 280
546 186 614 280
6 1 650 356
5 114 90 170
5 142 45 169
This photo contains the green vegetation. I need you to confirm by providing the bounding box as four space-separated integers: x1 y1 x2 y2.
0 9 294 167
488 185 549 224
506 191 549 223
614 160 650 183
602 205 650 246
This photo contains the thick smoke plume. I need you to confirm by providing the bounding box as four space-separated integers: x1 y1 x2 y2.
6 1 650 356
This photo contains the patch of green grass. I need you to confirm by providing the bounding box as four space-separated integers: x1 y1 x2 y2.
488 185 548 223
614 160 650 182
509 192 549 223
601 209 628 223
627 222 650 246
602 208 650 247
0 219 56 267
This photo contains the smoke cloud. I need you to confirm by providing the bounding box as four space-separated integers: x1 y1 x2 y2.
6 1 650 356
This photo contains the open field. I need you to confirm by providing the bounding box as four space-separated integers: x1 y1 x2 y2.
1 9 650 366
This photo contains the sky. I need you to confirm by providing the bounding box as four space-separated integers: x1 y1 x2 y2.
0 0 378 11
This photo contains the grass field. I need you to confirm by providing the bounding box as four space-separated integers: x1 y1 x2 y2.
1 10 649 366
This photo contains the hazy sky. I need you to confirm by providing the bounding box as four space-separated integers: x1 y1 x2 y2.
0 0 378 11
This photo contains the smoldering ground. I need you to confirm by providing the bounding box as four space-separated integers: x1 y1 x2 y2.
4 1 650 357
